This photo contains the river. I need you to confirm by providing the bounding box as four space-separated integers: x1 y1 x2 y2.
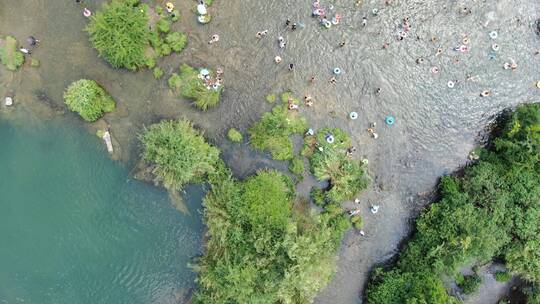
0 115 204 304
1 0 539 303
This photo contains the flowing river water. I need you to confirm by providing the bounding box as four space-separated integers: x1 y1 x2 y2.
1 0 539 303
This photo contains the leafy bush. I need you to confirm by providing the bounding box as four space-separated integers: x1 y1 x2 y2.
63 79 115 122
140 119 220 191
171 10 180 22
249 93 307 160
165 32 187 52
86 0 150 70
304 128 369 203
156 18 171 33
365 103 540 303
289 156 305 175
310 187 326 207
494 271 511 282
0 36 25 71
266 93 276 103
456 273 482 294
227 128 243 142
168 64 223 110
153 67 163 79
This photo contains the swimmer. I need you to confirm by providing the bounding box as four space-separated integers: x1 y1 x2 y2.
208 34 220 44
362 17 367 27
291 23 297 31
288 63 294 71
480 90 491 97
285 19 291 27
375 88 381 95
256 32 262 39
274 56 282 64
27 36 40 46
309 76 316 84
19 48 30 54
216 67 223 75
329 76 337 84
288 103 299 110
165 2 174 13
382 42 389 49
431 66 439 74
261 30 268 36
416 58 424 64
354 198 360 204
339 41 346 47
436 48 443 56
304 95 313 106
372 132 379 139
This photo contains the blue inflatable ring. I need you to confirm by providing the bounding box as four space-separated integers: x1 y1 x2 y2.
385 116 395 125
333 68 342 75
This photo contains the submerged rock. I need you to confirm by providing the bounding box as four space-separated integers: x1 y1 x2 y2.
4 96 13 106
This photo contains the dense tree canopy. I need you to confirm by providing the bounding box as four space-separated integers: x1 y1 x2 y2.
365 103 540 303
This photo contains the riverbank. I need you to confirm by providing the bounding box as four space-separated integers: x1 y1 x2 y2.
2 0 540 303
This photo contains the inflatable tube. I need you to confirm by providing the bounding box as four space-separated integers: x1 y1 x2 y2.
385 116 395 125
372 8 379 16
331 17 339 25
323 20 332 28
212 84 220 90
325 134 335 144
458 45 468 53
462 37 470 45
333 68 342 75
349 111 358 120
83 8 92 17
536 80 540 89
197 4 207 15
489 31 498 39
491 43 500 51
431 66 439 74
447 81 455 88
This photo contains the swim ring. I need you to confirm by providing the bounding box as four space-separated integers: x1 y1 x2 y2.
491 43 500 51
489 31 498 39
447 81 455 88
385 116 395 125
325 134 335 143
333 68 342 75
323 19 332 28
349 111 358 120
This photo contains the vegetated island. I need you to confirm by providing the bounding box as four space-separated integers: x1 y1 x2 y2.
0 35 25 71
365 103 540 303
86 0 186 71
136 92 371 302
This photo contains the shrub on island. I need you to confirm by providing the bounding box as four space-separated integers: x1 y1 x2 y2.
0 36 25 71
63 79 115 122
249 92 307 160
140 119 220 191
168 64 223 110
227 128 243 142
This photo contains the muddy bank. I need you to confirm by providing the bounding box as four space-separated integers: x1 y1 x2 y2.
2 0 540 303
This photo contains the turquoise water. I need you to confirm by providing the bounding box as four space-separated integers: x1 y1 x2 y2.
0 117 204 304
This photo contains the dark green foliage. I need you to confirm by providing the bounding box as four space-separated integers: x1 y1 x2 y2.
140 119 220 191
159 43 171 56
0 36 25 71
165 32 187 52
494 271 511 282
156 18 171 33
310 187 326 207
304 128 369 203
288 156 305 175
365 104 540 303
63 79 115 122
456 273 482 294
168 64 223 110
366 269 458 304
227 128 243 142
86 0 150 70
194 169 353 304
249 92 307 160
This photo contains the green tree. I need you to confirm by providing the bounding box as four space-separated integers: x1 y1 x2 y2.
140 119 219 191
63 79 115 122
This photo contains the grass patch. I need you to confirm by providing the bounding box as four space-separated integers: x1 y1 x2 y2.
0 36 25 71
494 271 511 282
227 128 243 142
249 92 307 160
140 119 220 191
63 79 115 122
168 63 223 110
303 128 369 203
289 156 305 175
165 32 187 52
456 273 482 294
153 67 163 78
